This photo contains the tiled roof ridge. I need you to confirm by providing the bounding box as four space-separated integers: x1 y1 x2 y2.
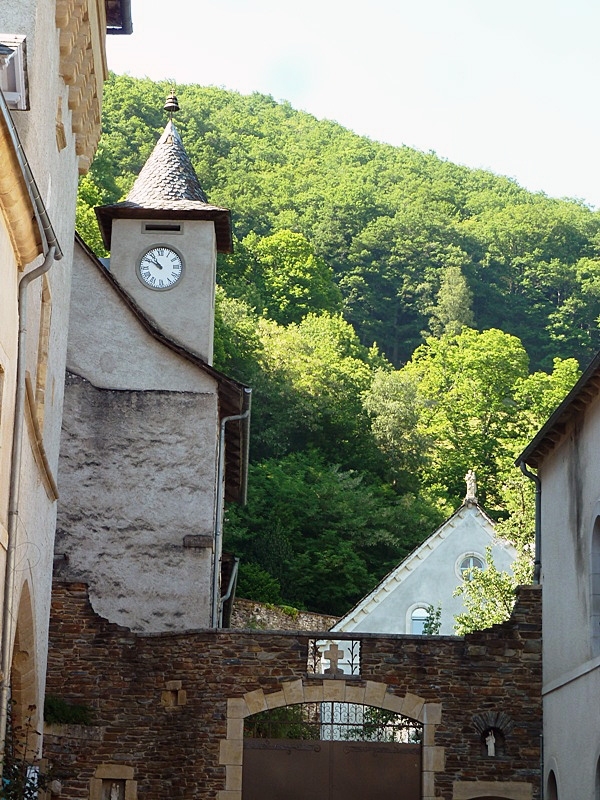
126 120 208 206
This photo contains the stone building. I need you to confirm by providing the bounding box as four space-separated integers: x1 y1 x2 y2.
0 0 131 765
517 350 600 798
53 110 251 632
332 475 516 637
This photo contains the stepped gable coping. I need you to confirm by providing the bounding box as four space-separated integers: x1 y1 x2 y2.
95 120 232 252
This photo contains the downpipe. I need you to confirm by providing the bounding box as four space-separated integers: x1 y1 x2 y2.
519 460 541 584
0 246 58 776
519 460 543 797
212 391 251 628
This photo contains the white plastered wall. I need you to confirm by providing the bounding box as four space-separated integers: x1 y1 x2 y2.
539 392 600 796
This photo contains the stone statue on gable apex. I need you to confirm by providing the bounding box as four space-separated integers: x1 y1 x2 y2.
465 469 477 504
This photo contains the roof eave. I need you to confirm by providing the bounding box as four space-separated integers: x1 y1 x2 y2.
516 350 600 470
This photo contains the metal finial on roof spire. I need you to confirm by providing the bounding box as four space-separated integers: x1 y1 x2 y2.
164 90 180 120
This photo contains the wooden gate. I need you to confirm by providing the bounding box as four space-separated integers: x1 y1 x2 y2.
243 738 421 800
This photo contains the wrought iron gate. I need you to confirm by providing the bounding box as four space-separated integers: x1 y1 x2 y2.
243 738 421 800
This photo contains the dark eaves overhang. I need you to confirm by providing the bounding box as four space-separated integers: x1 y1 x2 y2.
516 350 600 470
75 233 249 502
95 202 233 254
105 0 133 34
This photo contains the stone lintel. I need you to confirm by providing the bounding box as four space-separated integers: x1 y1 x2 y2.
265 690 286 709
363 680 387 707
402 692 425 721
281 679 304 705
94 764 134 780
452 781 533 800
227 697 249 719
323 680 346 702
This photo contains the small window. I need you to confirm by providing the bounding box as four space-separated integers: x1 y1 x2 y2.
459 554 484 581
142 222 182 234
411 607 429 635
0 35 28 110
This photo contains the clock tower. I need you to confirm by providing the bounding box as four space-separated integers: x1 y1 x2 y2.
95 94 232 364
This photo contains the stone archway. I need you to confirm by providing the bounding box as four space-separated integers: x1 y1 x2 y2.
218 678 444 800
10 582 40 760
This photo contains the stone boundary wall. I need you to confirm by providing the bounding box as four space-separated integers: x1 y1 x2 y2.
230 597 339 631
44 582 542 800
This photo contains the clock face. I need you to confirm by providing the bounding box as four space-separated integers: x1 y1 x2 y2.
137 246 184 290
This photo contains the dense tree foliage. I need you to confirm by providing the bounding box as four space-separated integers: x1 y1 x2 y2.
82 75 600 369
226 452 443 615
364 329 579 511
78 74 594 618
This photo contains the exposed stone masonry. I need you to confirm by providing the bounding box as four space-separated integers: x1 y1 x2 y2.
44 582 542 800
230 598 339 631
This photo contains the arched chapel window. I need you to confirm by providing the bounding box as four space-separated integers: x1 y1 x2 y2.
411 607 429 635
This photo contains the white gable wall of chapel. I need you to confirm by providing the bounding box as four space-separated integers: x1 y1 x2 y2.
335 505 516 636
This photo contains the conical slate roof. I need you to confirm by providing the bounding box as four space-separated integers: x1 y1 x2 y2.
95 120 232 253
126 120 209 205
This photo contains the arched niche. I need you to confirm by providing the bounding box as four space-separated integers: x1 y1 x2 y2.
10 582 40 760
547 769 559 800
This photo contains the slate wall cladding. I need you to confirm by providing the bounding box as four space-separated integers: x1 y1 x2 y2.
44 582 542 800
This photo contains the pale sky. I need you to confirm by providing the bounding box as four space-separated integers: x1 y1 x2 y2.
107 0 600 208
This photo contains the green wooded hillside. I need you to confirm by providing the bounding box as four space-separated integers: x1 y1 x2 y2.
78 74 596 618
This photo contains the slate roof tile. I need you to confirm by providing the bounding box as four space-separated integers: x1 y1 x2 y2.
126 120 209 206
95 120 233 252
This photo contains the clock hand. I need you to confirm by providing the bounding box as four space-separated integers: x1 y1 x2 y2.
147 255 163 270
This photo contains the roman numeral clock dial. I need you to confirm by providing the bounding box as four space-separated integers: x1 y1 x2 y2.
137 246 184 290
